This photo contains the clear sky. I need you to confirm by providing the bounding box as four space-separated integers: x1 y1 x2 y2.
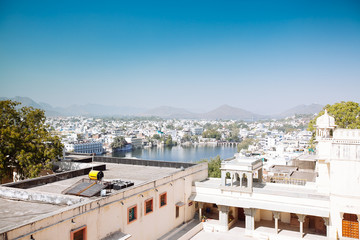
0 0 359 114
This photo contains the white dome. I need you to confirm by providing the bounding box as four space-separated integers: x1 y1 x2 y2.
316 110 336 128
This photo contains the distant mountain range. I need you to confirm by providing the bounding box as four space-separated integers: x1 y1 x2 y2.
276 104 324 118
140 106 195 119
1 96 324 120
0 96 146 117
200 104 265 121
139 104 323 120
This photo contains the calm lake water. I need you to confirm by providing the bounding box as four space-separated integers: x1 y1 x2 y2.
108 145 237 163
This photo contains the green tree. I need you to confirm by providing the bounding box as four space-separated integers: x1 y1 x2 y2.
226 128 240 142
181 134 191 142
308 101 360 132
191 135 199 143
165 135 173 146
307 101 360 146
0 100 63 181
110 136 127 149
202 129 221 140
199 155 222 178
152 134 161 140
237 138 254 152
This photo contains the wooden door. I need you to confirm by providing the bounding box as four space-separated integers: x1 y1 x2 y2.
342 213 359 239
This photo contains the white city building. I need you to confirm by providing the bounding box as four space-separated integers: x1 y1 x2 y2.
65 141 104 155
191 127 204 136
191 110 360 239
125 137 143 149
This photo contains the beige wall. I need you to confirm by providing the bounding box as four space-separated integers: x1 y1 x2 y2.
280 212 290 224
5 163 208 240
260 209 273 221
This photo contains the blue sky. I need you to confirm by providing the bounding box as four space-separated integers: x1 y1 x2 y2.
0 0 359 114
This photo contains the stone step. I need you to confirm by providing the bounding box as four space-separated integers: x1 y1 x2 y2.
253 232 269 240
203 223 214 232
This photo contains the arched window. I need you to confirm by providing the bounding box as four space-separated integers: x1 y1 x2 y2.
234 173 240 186
242 173 248 188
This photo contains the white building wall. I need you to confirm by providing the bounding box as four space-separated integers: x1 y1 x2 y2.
328 135 360 239
5 163 208 240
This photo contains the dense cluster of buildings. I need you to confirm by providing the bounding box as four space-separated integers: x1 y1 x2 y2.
0 111 359 240
47 115 312 156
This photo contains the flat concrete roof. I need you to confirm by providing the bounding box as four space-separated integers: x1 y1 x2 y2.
30 162 179 195
194 178 329 201
269 165 298 173
65 154 93 160
296 154 317 162
0 197 64 232
290 171 317 182
232 157 261 166
0 162 181 233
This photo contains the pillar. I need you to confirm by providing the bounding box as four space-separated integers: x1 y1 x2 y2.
239 172 243 187
198 202 204 221
231 173 234 187
258 168 263 183
273 211 281 234
218 205 230 231
248 172 253 189
244 208 256 236
221 170 226 186
322 217 329 238
297 214 306 238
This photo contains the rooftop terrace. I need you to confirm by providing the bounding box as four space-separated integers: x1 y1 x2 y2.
0 157 194 234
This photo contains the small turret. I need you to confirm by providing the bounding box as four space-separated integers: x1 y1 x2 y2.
315 110 336 139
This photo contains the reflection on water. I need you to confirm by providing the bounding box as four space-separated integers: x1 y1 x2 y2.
108 145 237 163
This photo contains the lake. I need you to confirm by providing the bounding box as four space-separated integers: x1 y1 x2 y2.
108 145 237 163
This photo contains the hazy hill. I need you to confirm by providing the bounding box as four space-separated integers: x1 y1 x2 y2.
1 96 324 120
141 106 196 119
200 104 264 120
0 97 145 117
277 104 324 118
64 104 145 116
0 96 63 116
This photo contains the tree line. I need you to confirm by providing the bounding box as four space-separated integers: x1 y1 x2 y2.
0 100 63 182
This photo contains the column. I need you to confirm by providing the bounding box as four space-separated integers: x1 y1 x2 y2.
248 172 253 189
258 168 263 183
273 211 281 234
198 203 204 221
239 172 243 187
244 208 256 236
230 173 235 186
322 217 329 238
218 205 230 231
221 170 226 186
297 214 306 238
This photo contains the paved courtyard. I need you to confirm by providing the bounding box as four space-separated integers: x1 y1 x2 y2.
190 220 327 240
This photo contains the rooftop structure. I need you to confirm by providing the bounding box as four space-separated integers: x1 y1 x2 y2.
191 111 360 239
0 157 208 240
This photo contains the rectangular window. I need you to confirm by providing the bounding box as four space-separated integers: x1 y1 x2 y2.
160 192 167 208
145 198 153 215
71 226 87 240
342 213 359 238
128 205 137 224
176 206 179 218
